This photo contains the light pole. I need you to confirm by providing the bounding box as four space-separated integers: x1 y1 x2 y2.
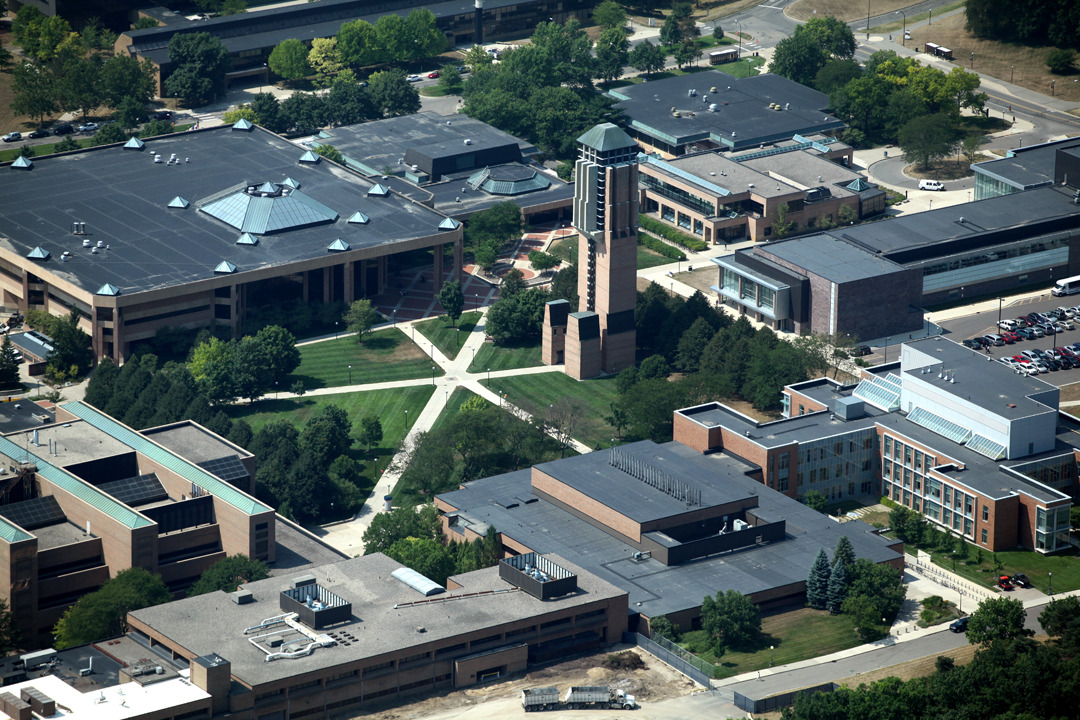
895 10 906 45
997 297 1004 329
734 18 742 59
348 364 352 384
487 367 491 386
928 8 932 24
431 366 436 385
1051 79 1056 97
1049 571 1053 595
335 321 339 339
970 51 974 68
866 0 871 40
884 336 890 363
770 645 774 667
404 408 408 430
1010 65 1015 83
445 389 449 404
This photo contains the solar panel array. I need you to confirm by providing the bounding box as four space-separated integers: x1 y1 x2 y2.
197 455 249 484
0 495 65 530
98 474 168 507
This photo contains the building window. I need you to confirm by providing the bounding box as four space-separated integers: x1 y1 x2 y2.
884 436 892 456
982 505 989 521
799 404 805 416
981 528 988 544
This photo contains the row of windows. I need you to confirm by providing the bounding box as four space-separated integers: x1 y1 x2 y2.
921 236 1069 277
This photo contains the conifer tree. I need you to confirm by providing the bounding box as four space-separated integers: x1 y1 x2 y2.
827 556 849 613
807 548 831 610
832 535 855 570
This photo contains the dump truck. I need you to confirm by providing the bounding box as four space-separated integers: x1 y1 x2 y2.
521 686 636 711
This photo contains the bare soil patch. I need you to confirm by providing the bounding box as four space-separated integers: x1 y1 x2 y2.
787 0 917 23
348 646 698 720
909 13 1080 103
904 158 976 181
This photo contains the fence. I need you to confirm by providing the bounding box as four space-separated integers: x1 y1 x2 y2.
623 632 714 687
733 682 838 713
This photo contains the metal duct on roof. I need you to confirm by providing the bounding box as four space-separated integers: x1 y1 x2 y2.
391 567 444 596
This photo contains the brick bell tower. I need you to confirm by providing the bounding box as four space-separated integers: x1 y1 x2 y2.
542 123 638 379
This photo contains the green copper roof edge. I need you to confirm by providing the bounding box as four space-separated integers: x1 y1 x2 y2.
61 402 271 516
0 515 33 543
0 434 153 529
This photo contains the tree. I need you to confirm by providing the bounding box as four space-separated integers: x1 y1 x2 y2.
385 537 456 586
363 504 442 554
337 19 381 70
770 32 828 87
961 134 983 165
967 597 1033 646
672 40 699 69
359 415 383 451
804 489 827 512
89 123 126 147
230 335 271 403
1039 596 1080 657
55 55 105 119
528 19 595 88
53 568 171 648
485 289 547 344
438 65 463 95
814 59 862 94
116 96 148 130
375 13 409 63
595 26 630 83
403 9 447 60
463 44 493 73
100 54 156 108
279 92 327 135
773 202 796 239
806 548 831 609
593 0 626 30
465 201 522 253
222 105 259 125
368 69 421 116
269 38 311 84
544 397 585 458
437 280 465 327
11 61 57 125
501 268 526 297
188 555 269 596
801 16 856 59
713 25 725 44
629 40 666 76
344 299 379 343
660 14 683 47
254 325 300 385
701 589 761 653
311 143 343 164
843 558 906 628
899 114 957 170
1047 48 1076 74
0 336 21 391
164 32 231 106
826 557 849 613
46 306 94 381
833 536 855 569
299 404 353 469
649 615 677 642
307 37 343 88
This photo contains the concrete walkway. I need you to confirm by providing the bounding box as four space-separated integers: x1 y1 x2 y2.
309 310 590 556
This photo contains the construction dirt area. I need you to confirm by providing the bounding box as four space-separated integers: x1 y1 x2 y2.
344 647 707 720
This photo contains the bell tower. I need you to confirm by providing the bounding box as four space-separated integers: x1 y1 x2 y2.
542 123 638 378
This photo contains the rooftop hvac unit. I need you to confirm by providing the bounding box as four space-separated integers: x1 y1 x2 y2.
733 519 749 532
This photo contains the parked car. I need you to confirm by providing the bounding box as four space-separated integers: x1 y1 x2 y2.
77 122 99 133
982 334 1005 346
1031 326 1047 337
962 338 984 350
1012 573 1031 588
998 575 1014 590
1001 331 1019 343
1014 317 1031 327
406 74 422 82
1057 320 1074 331
998 319 1019 331
919 179 945 191
154 110 173 120
2 132 21 142
52 123 74 135
1059 307 1077 318
27 128 50 139
427 70 440 78
1017 364 1040 376
999 357 1020 369
853 345 872 357
950 617 969 633
1017 328 1037 340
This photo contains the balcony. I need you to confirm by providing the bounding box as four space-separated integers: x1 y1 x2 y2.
640 176 716 217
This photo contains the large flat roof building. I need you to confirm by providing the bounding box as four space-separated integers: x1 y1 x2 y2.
973 136 1080 200
315 113 574 223
607 71 846 157
0 124 463 362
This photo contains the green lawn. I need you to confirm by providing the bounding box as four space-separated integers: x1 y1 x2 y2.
427 386 479 434
549 235 671 271
680 608 863 679
468 339 543 373
923 546 1080 594
638 245 674 269
0 138 91 162
482 372 620 449
293 328 442 390
226 386 434 493
414 311 482 361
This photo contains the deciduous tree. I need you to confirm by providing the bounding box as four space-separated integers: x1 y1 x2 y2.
593 0 626 30
967 597 1033 646
337 19 381 69
307 37 343 88
344 299 379 343
367 69 420 116
269 38 311 84
437 280 465 327
164 32 230 106
54 568 170 648
188 555 269 596
362 504 442 554
899 113 957 170
701 589 761 653
629 39 666 76
595 26 630 83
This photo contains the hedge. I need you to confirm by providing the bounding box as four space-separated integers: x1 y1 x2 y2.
639 216 709 252
880 496 900 510
638 231 686 261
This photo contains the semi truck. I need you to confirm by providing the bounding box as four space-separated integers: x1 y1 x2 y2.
521 686 636 711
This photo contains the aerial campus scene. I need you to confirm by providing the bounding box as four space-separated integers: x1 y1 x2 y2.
1 0 1080 718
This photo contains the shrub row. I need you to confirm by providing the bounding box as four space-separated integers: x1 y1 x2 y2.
639 216 709 252
880 495 900 510
638 231 686 261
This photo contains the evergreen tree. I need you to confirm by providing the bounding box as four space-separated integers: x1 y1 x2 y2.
832 535 855 570
0 336 21 390
807 547 831 610
826 556 849 613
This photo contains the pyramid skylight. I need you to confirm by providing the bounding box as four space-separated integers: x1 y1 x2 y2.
368 183 389 197
214 260 237 274
327 239 350 252
96 283 121 296
168 196 190 209
347 211 369 224
124 137 145 150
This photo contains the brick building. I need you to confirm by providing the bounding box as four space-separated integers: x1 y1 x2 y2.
0 123 462 363
674 336 1076 553
0 401 344 649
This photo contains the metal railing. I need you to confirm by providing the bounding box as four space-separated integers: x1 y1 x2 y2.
623 632 714 687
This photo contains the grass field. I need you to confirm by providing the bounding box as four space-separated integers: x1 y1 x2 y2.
680 608 864 679
468 339 543 373
427 386 480 434
483 372 620 448
226 385 434 492
926 545 1080 594
909 13 1080 103
293 328 442 390
414 311 482 361
787 0 920 23
549 235 674 270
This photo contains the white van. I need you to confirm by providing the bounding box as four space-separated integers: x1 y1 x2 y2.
919 179 945 191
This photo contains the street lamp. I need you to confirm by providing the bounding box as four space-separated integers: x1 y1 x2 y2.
884 336 890 363
997 297 1004 329
335 321 339 339
734 18 742 59
487 367 491 386
431 366 436 385
970 51 974 68
1010 65 1015 83
928 8 932 24
348 364 352 384
770 645 774 667
1049 571 1053 595
1051 79 1056 97
895 10 906 45
866 0 871 40
404 408 408 430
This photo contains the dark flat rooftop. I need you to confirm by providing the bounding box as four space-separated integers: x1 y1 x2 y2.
832 185 1080 263
269 515 350 574
440 443 901 618
758 233 906 283
972 137 1080 188
0 126 454 297
535 441 758 522
142 421 250 465
0 398 53 435
608 72 844 150
130 552 625 687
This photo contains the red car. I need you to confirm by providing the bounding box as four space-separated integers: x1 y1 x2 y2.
998 575 1014 590
427 71 440 78
1001 332 1019 343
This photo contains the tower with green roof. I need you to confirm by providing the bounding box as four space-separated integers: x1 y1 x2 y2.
543 123 638 378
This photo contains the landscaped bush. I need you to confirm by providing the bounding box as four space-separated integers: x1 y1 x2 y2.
638 231 686 261
639 216 709 252
880 495 900 510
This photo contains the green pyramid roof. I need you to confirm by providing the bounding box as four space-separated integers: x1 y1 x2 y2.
577 123 636 152
299 150 320 163
282 177 301 189
368 183 389 196
438 217 461 230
